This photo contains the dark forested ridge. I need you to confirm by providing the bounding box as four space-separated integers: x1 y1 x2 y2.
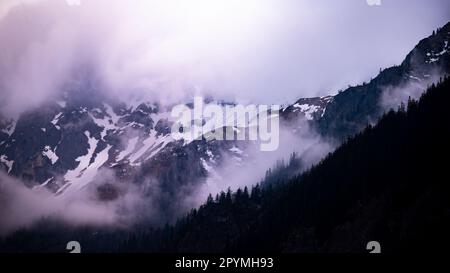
2 77 449 253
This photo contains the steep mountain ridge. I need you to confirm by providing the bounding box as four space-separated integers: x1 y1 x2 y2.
316 22 450 140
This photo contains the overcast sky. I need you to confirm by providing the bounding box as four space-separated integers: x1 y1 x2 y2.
0 0 449 114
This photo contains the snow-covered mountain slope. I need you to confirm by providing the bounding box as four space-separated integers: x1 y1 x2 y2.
0 93 281 198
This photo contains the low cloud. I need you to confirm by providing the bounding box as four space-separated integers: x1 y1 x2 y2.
0 167 178 236
380 72 443 111
192 120 334 206
0 172 118 236
1 0 449 116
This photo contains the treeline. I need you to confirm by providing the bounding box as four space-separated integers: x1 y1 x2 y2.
1 77 450 252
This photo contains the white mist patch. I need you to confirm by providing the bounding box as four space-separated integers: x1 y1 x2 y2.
0 172 118 237
115 136 139 163
229 146 244 155
380 72 443 111
0 0 279 115
189 121 334 208
0 166 178 236
51 112 63 130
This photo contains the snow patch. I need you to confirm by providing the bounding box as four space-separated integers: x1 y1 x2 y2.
33 177 54 191
51 113 63 129
62 131 98 184
42 145 59 164
426 40 449 63
89 112 117 139
2 119 16 136
428 57 439 63
409 75 421 82
293 104 321 120
58 132 111 196
0 155 14 173
128 131 173 165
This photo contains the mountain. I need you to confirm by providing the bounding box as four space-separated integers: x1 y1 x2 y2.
1 22 448 195
0 90 257 221
0 80 328 211
0 21 449 249
2 75 448 253
160 76 450 253
278 22 450 144
316 22 450 141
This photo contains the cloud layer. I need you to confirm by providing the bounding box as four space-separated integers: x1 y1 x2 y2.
0 0 449 116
